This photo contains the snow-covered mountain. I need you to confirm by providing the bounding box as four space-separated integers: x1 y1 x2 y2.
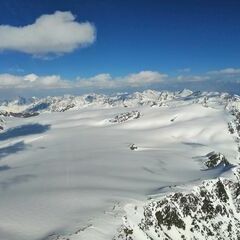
0 89 237 116
114 171 240 240
0 89 240 240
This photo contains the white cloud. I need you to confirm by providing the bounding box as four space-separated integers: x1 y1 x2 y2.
0 73 70 88
0 74 22 86
174 68 240 83
124 71 167 87
24 74 38 82
0 11 96 56
77 73 116 88
208 68 240 75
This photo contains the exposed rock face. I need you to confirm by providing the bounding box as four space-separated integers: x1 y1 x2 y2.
0 110 39 118
0 117 3 130
228 108 240 159
109 111 141 123
114 172 240 240
204 152 230 169
129 144 138 151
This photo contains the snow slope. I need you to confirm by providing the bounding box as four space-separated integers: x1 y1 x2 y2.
0 90 239 240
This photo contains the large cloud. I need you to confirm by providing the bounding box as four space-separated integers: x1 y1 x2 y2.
0 11 96 56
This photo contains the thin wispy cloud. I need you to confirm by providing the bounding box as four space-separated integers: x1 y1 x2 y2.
176 68 240 83
207 68 240 75
0 11 96 57
177 68 191 73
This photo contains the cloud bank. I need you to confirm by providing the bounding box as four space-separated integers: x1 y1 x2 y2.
0 11 96 56
76 71 167 88
0 74 69 88
0 68 239 90
0 71 167 89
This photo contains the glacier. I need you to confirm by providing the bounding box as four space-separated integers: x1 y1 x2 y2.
0 89 239 240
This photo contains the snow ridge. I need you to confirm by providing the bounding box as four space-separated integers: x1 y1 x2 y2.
0 89 235 115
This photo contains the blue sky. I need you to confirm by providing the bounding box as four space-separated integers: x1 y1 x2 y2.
0 0 240 98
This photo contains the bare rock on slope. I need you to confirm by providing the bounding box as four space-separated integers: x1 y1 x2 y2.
114 169 240 240
109 111 141 123
204 152 230 169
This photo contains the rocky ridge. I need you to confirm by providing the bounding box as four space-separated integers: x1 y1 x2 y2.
114 169 240 240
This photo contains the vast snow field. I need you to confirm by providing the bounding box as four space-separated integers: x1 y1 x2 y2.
0 91 239 240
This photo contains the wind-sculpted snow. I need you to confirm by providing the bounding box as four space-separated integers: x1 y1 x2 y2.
0 90 239 240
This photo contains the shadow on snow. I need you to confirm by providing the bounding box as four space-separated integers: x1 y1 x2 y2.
0 174 36 190
0 123 50 141
0 141 27 159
